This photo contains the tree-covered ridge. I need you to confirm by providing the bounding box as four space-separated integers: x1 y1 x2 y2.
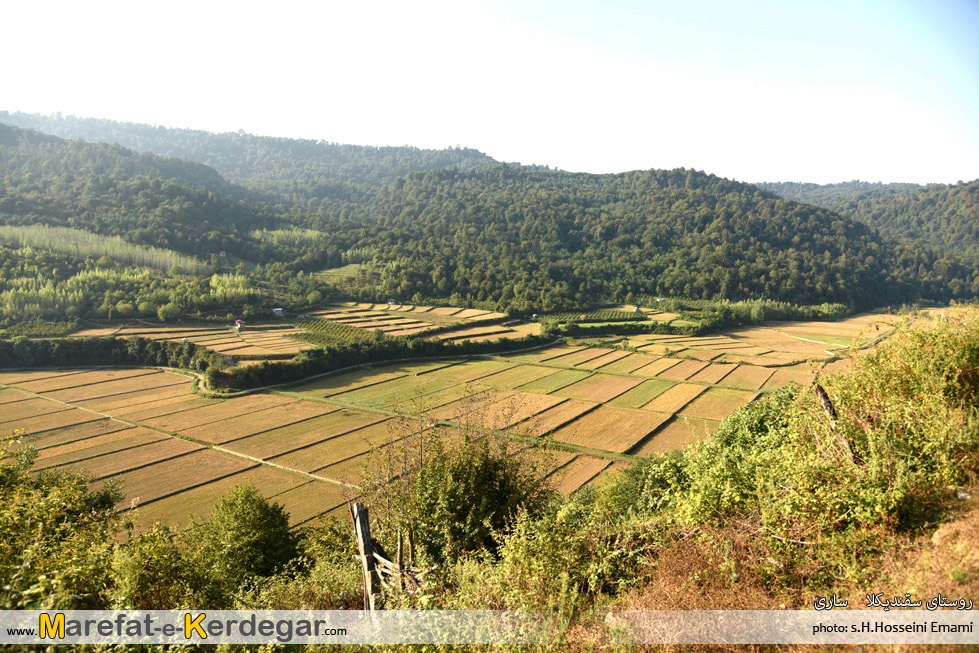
327 166 977 310
761 180 979 264
0 122 277 261
0 111 499 204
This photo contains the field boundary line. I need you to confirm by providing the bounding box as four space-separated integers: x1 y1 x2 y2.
2 384 359 492
196 338 564 396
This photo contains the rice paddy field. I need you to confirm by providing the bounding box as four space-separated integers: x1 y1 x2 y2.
71 322 314 361
2 309 921 532
307 302 540 341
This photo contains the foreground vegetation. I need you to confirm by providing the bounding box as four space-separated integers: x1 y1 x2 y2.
2 308 976 649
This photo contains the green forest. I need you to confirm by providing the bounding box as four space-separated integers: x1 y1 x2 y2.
762 179 979 264
2 115 978 322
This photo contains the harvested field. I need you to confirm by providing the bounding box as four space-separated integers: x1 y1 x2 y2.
5 309 908 528
0 397 73 424
0 369 89 385
552 374 644 403
677 349 724 361
513 399 597 436
45 372 187 403
719 365 775 390
9 369 157 393
424 360 514 382
545 347 617 367
549 405 670 453
632 416 720 456
272 421 404 472
640 383 707 414
426 389 511 422
313 450 371 485
608 379 675 409
536 345 587 362
595 353 663 374
631 358 683 377
474 365 560 389
655 359 710 381
224 412 388 461
389 382 493 414
230 408 389 457
515 369 592 393
686 362 737 384
30 428 165 469
761 364 820 389
574 350 633 370
132 466 311 529
292 368 413 398
50 436 202 480
820 358 853 375
270 482 350 526
547 456 611 493
678 388 758 421
8 418 130 450
2 407 100 434
108 396 220 422
138 395 297 432
472 391 567 430
0 388 33 404
180 400 340 445
96 449 256 506
332 375 456 409
75 383 192 413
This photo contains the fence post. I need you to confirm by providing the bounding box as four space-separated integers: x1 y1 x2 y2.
351 502 380 610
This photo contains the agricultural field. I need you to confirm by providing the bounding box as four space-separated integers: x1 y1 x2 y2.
2 309 916 533
71 322 314 361
305 302 539 341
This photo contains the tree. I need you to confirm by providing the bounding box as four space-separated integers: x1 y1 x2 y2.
187 485 299 586
157 302 180 322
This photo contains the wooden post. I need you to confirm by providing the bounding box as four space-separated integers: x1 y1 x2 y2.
351 502 380 610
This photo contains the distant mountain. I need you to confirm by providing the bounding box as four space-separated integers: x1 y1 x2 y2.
321 166 978 310
2 118 976 311
0 123 273 260
761 180 979 264
0 111 498 204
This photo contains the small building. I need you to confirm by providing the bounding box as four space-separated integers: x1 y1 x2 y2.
272 308 284 317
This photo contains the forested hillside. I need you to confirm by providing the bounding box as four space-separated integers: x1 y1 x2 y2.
0 111 498 205
762 180 979 264
0 123 275 260
1 117 978 316
323 166 978 309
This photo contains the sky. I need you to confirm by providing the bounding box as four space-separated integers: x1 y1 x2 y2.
3 0 978 184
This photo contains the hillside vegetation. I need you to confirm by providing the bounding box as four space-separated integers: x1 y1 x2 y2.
762 179 979 265
0 123 272 260
2 308 976 650
0 110 498 204
325 166 978 309
1 117 978 320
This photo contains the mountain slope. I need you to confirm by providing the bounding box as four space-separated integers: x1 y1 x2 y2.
0 111 498 204
761 180 979 264
323 166 978 310
0 123 274 260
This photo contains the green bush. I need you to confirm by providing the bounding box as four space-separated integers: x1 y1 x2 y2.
185 485 300 593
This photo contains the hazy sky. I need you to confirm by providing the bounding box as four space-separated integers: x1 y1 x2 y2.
4 0 978 183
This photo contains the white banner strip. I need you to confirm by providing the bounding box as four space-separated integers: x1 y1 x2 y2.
607 610 976 645
0 609 975 645
0 610 544 645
